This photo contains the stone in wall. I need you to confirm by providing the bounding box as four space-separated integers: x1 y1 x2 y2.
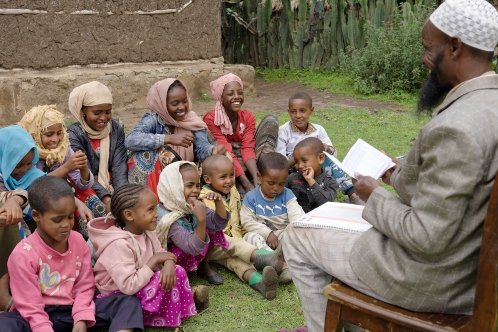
0 0 221 69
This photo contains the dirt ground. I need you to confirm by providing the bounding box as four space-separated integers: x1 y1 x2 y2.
119 76 402 130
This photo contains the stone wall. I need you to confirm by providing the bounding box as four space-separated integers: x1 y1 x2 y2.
0 59 255 127
0 0 221 69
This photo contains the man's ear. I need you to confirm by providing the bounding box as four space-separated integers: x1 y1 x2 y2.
256 172 262 185
449 37 464 58
203 174 211 184
318 152 325 165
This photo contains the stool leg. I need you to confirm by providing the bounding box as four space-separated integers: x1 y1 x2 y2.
324 300 343 332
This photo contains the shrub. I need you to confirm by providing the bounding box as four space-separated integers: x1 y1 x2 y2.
340 3 432 94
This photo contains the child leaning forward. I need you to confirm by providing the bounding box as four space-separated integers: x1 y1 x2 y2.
88 184 204 328
286 137 338 213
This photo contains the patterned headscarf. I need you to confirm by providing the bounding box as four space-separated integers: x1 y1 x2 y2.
68 81 113 192
146 78 207 161
156 161 197 246
0 125 45 190
19 105 69 167
209 73 243 136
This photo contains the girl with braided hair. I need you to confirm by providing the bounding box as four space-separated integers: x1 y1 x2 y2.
88 184 207 328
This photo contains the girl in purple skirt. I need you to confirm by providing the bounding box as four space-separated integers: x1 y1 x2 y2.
155 161 230 284
88 184 205 328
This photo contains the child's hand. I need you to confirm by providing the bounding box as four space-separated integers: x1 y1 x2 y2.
325 144 336 156
0 196 24 226
159 260 177 291
302 167 316 186
101 196 112 214
205 191 223 201
147 252 177 270
72 320 87 332
188 198 206 224
212 144 227 155
266 232 279 250
167 132 195 148
65 150 89 172
74 198 94 223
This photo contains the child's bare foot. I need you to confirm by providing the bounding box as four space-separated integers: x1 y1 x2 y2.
0 273 12 312
250 266 278 300
192 285 209 312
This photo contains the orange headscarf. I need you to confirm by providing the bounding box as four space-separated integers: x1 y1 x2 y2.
209 73 243 135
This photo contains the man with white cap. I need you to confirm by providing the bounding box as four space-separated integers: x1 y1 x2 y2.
283 0 498 331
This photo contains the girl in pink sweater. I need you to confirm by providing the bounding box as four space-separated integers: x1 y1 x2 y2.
88 184 205 328
0 176 143 332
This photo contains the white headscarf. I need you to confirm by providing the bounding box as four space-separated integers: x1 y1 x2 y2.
68 81 114 192
156 161 198 246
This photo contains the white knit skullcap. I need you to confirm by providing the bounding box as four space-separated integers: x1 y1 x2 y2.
429 0 498 52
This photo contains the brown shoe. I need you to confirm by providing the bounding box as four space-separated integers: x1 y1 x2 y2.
253 248 285 274
192 285 209 312
251 266 278 300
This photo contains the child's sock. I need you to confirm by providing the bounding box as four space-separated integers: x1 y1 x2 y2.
249 266 278 300
253 248 284 273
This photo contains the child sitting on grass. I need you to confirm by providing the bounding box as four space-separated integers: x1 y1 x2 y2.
203 73 279 194
154 161 230 285
126 78 225 196
0 176 143 332
88 184 205 327
68 81 129 215
275 92 363 205
286 137 337 213
199 155 284 299
19 104 95 235
241 152 305 283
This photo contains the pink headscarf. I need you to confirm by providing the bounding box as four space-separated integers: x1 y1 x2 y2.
209 73 243 136
146 78 207 161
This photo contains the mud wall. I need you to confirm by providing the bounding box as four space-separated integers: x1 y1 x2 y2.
0 0 221 69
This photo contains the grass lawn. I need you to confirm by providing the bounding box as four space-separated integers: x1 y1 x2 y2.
145 71 430 332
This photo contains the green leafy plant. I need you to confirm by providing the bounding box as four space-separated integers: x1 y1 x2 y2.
340 3 432 94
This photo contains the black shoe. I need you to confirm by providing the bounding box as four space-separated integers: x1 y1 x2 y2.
197 265 224 285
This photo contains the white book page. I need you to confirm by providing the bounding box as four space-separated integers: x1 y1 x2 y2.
294 202 372 232
325 139 395 179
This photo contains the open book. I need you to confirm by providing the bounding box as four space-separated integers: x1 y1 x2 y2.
293 202 372 232
325 139 395 179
